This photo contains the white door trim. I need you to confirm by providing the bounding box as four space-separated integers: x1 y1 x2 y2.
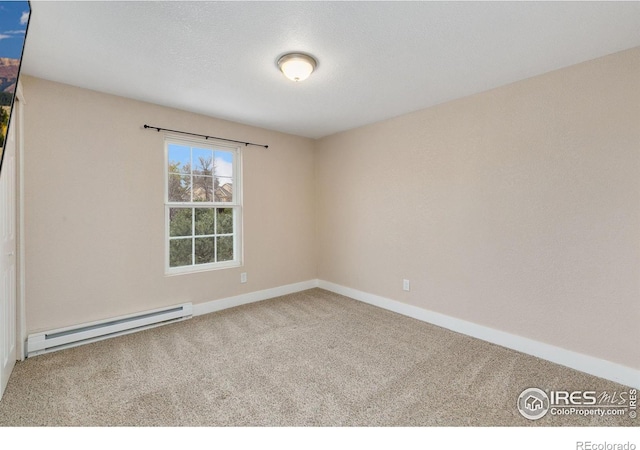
15 82 26 361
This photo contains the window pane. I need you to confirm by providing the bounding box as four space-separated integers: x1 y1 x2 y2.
168 144 191 174
195 237 215 265
193 176 213 202
217 208 233 234
214 150 233 177
193 148 214 176
169 208 192 237
217 236 233 262
214 177 233 202
168 174 191 202
194 208 215 236
169 238 192 267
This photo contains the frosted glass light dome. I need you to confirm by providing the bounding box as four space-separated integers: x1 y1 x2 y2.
277 53 317 82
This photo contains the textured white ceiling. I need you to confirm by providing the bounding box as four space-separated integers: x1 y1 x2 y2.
21 1 640 139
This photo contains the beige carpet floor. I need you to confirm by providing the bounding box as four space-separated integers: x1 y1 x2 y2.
0 288 634 426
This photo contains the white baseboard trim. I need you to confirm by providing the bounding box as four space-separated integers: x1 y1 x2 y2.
317 280 640 390
192 279 319 317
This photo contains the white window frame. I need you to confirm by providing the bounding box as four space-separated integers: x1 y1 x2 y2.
164 134 242 275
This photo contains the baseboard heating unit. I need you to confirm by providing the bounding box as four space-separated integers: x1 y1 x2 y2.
26 302 193 357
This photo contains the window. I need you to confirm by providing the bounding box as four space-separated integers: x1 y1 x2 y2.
165 136 241 274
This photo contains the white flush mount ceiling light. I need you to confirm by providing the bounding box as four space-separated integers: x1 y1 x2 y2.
277 53 317 82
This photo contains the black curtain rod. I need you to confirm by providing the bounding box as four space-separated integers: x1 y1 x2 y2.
143 124 269 149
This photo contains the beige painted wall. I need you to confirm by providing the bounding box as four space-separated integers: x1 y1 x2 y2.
22 47 639 370
22 76 316 332
316 47 640 369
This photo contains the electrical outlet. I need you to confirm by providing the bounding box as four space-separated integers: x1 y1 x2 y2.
402 279 410 291
240 272 247 283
